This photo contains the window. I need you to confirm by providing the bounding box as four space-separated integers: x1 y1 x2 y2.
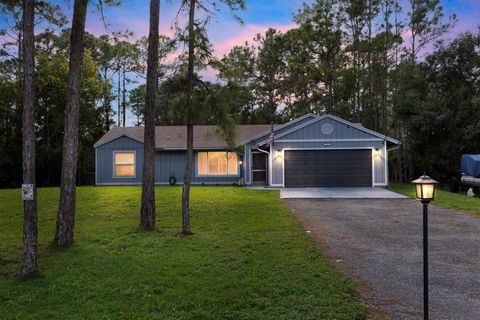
197 152 238 176
114 152 135 177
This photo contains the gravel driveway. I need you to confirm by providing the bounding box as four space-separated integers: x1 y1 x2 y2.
285 199 480 320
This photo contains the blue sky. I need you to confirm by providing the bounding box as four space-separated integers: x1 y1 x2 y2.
1 0 476 61
1 0 478 125
74 0 477 62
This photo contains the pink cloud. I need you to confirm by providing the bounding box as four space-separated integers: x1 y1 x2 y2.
199 22 297 81
200 66 219 83
212 22 297 58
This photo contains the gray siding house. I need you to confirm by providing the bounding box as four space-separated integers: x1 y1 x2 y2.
94 113 399 187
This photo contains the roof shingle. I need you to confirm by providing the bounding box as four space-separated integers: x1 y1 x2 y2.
94 125 273 149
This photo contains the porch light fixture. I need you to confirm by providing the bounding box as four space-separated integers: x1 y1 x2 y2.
411 174 438 320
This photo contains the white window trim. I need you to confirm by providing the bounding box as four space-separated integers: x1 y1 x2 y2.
113 150 136 178
196 151 240 177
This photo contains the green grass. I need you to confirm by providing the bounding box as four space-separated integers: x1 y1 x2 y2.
0 186 366 320
390 183 480 214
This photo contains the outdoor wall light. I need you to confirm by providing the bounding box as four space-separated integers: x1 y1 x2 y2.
412 174 438 320
239 160 243 165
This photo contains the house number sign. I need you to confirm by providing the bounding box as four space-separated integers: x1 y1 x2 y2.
22 184 34 201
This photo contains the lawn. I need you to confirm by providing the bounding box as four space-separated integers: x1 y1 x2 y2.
0 186 366 320
390 183 480 214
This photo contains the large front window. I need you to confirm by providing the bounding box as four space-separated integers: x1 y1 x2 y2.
114 152 135 177
198 152 238 176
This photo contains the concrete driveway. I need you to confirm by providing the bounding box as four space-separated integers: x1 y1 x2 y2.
280 187 408 199
285 198 480 319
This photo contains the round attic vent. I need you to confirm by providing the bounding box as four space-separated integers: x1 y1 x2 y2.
321 123 334 135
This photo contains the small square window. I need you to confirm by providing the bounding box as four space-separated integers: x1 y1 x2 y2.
114 152 135 177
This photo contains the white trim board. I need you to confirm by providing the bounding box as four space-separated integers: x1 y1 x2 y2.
384 141 389 186
264 114 399 145
95 147 98 186
257 117 319 146
278 147 387 188
269 145 273 187
240 113 317 145
275 138 385 143
94 133 144 148
195 151 240 178
112 150 137 179
95 181 242 186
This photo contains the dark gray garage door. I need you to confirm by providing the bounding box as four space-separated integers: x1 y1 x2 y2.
284 149 372 187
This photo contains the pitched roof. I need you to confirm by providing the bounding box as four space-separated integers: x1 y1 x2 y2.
94 124 274 149
256 113 400 146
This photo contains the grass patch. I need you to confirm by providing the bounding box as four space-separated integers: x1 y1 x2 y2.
390 183 479 214
0 186 366 319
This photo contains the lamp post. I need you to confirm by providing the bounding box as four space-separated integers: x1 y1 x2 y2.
412 174 438 320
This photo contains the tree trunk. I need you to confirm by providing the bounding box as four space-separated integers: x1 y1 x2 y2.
382 0 391 134
117 69 121 126
21 0 38 277
181 0 196 235
182 123 193 234
409 0 416 63
103 69 112 131
122 68 126 127
367 1 376 130
54 0 88 247
139 0 160 230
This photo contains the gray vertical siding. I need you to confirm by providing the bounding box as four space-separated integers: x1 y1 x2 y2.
96 115 393 187
96 136 144 185
248 114 317 146
95 136 242 185
157 150 243 185
279 117 377 140
373 143 387 185
154 151 185 183
271 149 283 185
245 116 389 187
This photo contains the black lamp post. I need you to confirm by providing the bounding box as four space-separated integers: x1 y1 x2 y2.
412 174 438 320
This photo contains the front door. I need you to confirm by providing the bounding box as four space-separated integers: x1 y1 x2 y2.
252 151 267 185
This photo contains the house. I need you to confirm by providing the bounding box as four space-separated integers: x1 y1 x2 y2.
94 113 400 187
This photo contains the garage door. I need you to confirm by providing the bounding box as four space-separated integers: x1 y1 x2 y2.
284 149 372 187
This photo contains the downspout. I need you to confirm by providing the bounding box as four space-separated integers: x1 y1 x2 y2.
387 144 401 151
257 147 269 156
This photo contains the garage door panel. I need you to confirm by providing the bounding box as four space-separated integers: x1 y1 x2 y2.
284 150 372 187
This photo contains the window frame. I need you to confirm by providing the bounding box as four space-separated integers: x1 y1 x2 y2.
113 151 136 178
196 151 239 177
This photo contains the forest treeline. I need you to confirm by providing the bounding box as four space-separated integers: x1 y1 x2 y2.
1 0 479 189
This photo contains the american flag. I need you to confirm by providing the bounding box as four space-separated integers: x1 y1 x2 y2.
263 123 274 148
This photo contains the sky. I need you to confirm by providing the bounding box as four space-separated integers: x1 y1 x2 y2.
2 0 477 61
82 0 305 58
81 0 478 59
78 0 479 82
1 0 478 125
